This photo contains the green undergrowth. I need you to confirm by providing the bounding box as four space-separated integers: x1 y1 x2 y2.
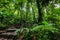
0 23 7 30
15 25 60 40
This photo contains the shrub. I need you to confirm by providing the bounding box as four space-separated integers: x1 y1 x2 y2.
0 23 7 30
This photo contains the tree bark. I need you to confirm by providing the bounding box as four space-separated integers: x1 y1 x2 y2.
36 0 43 23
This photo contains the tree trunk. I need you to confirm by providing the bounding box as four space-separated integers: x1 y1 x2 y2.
36 0 43 23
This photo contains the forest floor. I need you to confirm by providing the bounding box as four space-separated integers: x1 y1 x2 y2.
0 27 17 40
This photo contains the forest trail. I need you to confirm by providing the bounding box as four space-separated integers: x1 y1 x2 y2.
0 27 17 40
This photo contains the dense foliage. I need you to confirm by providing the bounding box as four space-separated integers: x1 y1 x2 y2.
0 0 60 40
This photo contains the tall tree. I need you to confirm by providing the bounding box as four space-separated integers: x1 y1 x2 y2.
36 0 52 23
36 0 43 23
